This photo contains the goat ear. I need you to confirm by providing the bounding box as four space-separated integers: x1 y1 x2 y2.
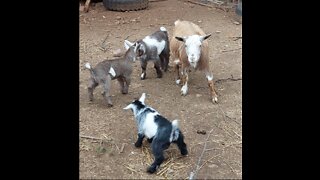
200 34 211 42
124 40 134 50
123 103 133 110
175 36 185 42
139 93 146 104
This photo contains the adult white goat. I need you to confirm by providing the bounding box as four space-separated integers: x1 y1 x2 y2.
170 20 218 103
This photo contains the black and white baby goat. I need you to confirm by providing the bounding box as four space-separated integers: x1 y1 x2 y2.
125 27 170 80
123 93 188 173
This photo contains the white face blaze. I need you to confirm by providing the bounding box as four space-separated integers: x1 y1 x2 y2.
184 35 203 68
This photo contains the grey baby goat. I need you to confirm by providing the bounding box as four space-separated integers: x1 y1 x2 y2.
84 40 136 106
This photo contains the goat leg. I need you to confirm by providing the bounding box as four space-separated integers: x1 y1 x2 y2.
140 60 147 80
173 130 188 155
135 133 145 147
148 142 166 173
122 76 131 94
154 61 163 78
117 78 126 94
205 71 218 103
102 75 113 107
87 78 98 101
180 67 189 96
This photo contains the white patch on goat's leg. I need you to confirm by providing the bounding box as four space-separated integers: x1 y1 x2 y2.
206 73 218 103
181 81 188 96
139 93 146 104
141 73 145 79
109 67 116 77
174 59 180 65
206 74 213 81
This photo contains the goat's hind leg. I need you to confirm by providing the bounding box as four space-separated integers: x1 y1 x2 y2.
174 59 182 85
173 130 188 155
148 141 168 173
102 75 113 107
87 77 98 101
154 60 163 78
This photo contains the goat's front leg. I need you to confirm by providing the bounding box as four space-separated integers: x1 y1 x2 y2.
205 71 218 103
102 75 113 107
140 60 147 80
117 77 126 94
154 61 163 78
180 66 189 96
122 76 131 94
135 133 145 148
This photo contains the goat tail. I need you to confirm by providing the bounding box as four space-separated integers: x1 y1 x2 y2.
85 63 97 81
85 63 92 70
172 120 179 130
170 120 180 142
174 19 181 26
160 26 167 32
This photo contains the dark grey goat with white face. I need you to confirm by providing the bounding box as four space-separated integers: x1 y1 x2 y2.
125 27 170 80
84 41 136 107
124 93 188 173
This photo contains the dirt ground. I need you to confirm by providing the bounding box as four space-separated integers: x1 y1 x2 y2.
79 0 242 179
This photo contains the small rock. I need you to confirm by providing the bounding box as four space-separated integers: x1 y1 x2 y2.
208 164 218 168
113 49 123 57
130 18 136 22
198 20 202 23
225 45 229 47
215 30 221 33
116 16 121 20
115 21 120 25
197 130 206 135
103 15 106 19
150 24 155 27
233 21 240 25
196 94 202 97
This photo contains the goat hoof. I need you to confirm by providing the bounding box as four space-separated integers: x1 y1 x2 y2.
134 142 142 148
121 90 128 94
147 166 157 174
181 149 188 156
180 87 188 96
140 73 146 80
147 138 153 143
107 103 113 107
212 96 218 103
